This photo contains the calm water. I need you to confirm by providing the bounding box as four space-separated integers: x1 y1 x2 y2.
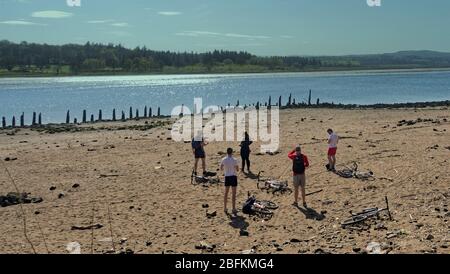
0 70 449 124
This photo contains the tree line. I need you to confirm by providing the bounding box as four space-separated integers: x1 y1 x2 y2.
0 40 324 74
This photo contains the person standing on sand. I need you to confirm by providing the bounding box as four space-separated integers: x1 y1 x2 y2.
239 132 253 173
288 145 310 208
327 128 339 172
221 147 239 215
192 133 208 176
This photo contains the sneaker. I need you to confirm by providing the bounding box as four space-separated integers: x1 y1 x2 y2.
292 202 299 207
232 209 238 215
303 202 308 208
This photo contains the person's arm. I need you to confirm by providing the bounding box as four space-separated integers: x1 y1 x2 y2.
220 161 224 171
288 150 296 160
235 161 239 172
328 136 331 144
304 155 310 168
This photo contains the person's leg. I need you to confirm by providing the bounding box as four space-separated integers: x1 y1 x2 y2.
201 157 206 174
224 186 230 212
231 186 237 212
327 154 333 170
300 174 307 207
241 155 246 171
293 175 299 205
332 155 337 169
194 158 199 174
246 156 251 172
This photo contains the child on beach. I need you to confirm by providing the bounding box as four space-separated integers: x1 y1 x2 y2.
288 145 310 208
221 147 240 215
192 133 208 176
327 129 339 172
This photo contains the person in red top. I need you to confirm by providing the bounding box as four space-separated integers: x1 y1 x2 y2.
288 145 310 208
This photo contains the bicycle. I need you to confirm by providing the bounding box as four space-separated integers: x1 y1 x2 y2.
341 196 392 227
190 170 223 185
336 162 375 181
256 171 293 195
243 192 278 219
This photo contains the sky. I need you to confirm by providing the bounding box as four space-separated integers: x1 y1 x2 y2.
0 0 450 56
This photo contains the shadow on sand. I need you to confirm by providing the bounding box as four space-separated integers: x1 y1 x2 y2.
296 206 326 221
228 214 249 231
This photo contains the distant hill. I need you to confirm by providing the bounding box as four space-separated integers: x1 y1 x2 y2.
323 50 450 69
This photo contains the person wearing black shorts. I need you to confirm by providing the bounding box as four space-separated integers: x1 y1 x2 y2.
192 135 207 175
220 147 239 215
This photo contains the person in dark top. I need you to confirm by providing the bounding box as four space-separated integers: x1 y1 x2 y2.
288 145 310 208
192 134 208 175
239 132 253 173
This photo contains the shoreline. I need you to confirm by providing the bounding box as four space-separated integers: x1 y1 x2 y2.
1 67 450 79
1 100 448 131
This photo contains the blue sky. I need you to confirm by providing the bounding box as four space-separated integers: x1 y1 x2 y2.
0 0 449 56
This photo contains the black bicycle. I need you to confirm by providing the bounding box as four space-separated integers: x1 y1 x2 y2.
336 162 375 181
243 193 278 219
190 170 223 185
341 196 392 227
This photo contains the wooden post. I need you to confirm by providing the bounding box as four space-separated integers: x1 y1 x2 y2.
268 96 272 106
317 98 320 105
38 113 42 125
129 107 133 119
180 104 184 117
157 107 160 117
278 96 282 108
121 111 125 121
112 109 116 121
149 107 152 117
82 110 87 123
90 114 94 123
256 101 260 110
308 90 312 106
74 118 78 124
293 98 296 105
32 112 36 126
236 100 240 106
2 117 5 128
66 110 70 124
98 109 102 121
144 106 147 118
20 113 24 127
288 93 292 106
136 109 139 119
12 116 16 128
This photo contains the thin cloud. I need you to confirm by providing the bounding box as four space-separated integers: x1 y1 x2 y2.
281 35 295 39
158 11 182 16
87 20 114 24
111 22 130 27
31 10 73 19
176 31 270 40
0 20 46 26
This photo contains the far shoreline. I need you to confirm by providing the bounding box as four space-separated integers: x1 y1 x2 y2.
1 67 450 79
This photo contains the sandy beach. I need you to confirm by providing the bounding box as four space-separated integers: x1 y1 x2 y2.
0 106 449 254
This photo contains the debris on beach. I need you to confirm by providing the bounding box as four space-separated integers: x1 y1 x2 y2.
195 241 215 252
0 192 43 207
242 249 255 254
66 242 81 254
71 223 104 230
206 211 217 219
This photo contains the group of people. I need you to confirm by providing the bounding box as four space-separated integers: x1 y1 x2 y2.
191 129 339 215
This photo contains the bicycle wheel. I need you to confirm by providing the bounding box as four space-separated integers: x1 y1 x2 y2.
257 200 278 210
337 170 353 178
341 215 368 226
273 187 292 195
252 206 273 217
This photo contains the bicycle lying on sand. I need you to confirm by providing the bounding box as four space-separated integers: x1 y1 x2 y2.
336 162 375 181
190 170 223 185
243 192 279 219
256 171 293 195
341 196 392 227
